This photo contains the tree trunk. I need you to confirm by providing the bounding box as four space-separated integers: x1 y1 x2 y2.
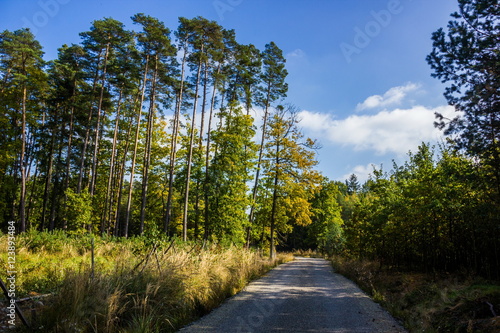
183 57 203 242
103 88 123 234
270 140 280 259
89 43 110 196
113 106 135 236
123 56 149 237
193 63 209 240
140 56 158 235
203 63 221 242
62 105 75 229
247 86 272 246
19 85 27 232
40 130 56 231
165 42 188 235
77 51 102 194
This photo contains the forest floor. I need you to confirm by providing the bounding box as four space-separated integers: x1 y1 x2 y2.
331 256 500 332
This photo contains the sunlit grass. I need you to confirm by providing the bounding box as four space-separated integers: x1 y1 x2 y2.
0 231 293 332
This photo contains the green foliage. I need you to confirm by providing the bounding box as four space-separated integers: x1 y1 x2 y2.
311 181 345 256
255 104 322 257
207 104 257 244
427 0 500 201
257 41 288 107
0 28 48 231
64 188 93 234
336 143 500 278
0 15 320 248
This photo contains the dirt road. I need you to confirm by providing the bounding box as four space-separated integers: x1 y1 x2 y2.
179 257 406 332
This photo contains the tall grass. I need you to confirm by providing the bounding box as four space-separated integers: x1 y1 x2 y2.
331 255 500 332
0 231 293 332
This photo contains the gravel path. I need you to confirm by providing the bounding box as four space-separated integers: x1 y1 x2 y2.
179 257 407 332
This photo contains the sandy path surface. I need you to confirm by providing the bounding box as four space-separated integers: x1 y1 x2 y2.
179 257 407 332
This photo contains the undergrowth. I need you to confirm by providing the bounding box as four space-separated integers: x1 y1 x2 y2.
292 249 325 258
0 231 293 332
331 255 500 333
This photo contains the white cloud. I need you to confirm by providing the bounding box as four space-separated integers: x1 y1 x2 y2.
298 110 333 132
286 48 306 59
299 105 456 156
340 163 380 183
356 82 420 111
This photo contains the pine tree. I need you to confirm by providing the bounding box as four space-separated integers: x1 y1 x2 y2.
345 174 360 195
248 42 288 244
78 18 132 196
132 14 177 235
178 17 224 241
0 28 47 232
43 44 90 230
427 0 500 195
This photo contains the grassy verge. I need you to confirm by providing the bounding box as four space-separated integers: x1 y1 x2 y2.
291 249 325 258
0 231 293 332
331 256 500 332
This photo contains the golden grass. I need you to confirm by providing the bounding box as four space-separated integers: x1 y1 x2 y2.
292 249 325 258
0 232 293 332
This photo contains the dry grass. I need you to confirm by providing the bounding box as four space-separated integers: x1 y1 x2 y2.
292 249 325 258
0 232 293 332
331 255 500 333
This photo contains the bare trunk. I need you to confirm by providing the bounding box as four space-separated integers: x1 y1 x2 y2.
183 57 203 242
193 63 209 240
247 86 272 245
124 56 149 237
140 56 158 235
203 63 221 241
77 52 102 193
103 88 123 234
89 43 110 196
113 107 135 236
62 105 75 228
198 63 208 150
270 140 280 259
164 94 181 235
40 132 55 231
165 44 188 234
19 85 27 232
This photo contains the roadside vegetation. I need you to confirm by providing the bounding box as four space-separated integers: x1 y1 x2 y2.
331 256 500 333
0 231 293 332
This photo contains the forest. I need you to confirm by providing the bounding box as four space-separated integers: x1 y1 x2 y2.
1 0 499 278
0 15 322 258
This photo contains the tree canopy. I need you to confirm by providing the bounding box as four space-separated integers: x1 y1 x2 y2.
427 0 500 195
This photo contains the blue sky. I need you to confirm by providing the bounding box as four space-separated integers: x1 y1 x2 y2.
1 0 459 182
